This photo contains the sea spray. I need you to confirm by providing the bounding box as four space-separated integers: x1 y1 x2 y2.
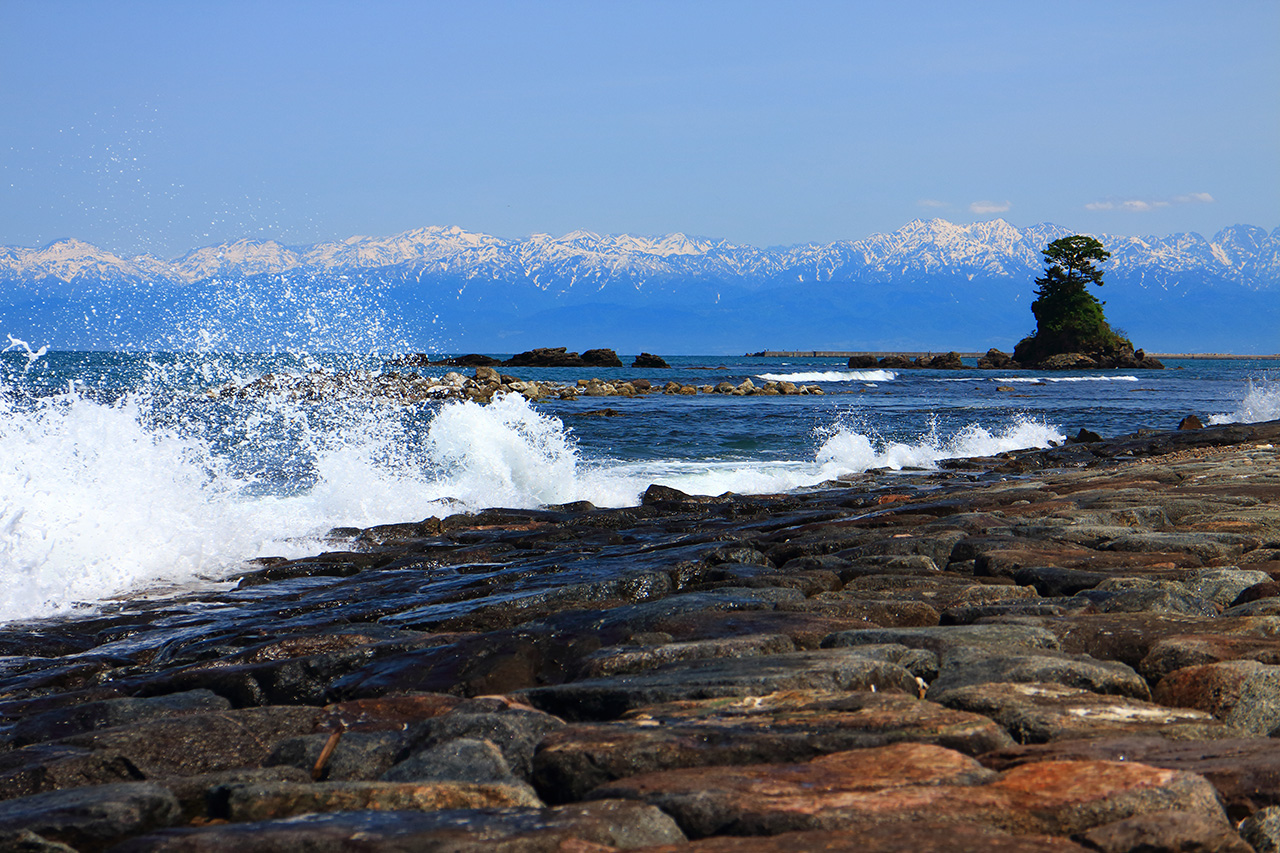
1209 376 1280 425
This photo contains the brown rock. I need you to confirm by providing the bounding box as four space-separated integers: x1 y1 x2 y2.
532 690 1013 801
1153 660 1280 735
590 744 1229 840
211 779 542 822
1074 808 1253 853
1140 634 1280 683
979 736 1280 821
631 823 1090 852
589 742 996 837
936 681 1235 744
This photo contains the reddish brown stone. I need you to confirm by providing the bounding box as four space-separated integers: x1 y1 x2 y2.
978 736 1280 820
533 691 1013 801
590 744 1229 840
1153 661 1280 735
630 824 1090 852
1140 634 1280 682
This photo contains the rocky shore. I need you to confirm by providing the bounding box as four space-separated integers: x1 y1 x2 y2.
1 421 1279 851
213 366 824 404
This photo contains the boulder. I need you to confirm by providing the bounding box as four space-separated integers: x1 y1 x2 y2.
502 347 585 367
0 782 181 851
633 352 671 368
847 355 878 368
581 348 623 367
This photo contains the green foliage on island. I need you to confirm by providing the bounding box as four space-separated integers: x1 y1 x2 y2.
1013 235 1132 364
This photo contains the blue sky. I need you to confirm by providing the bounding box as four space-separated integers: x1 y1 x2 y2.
2 0 1277 258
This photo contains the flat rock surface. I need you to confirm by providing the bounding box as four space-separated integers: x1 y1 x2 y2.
0 419 1274 850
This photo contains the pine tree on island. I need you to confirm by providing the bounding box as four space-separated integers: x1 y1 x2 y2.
1012 235 1161 369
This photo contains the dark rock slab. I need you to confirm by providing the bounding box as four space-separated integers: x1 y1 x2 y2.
58 707 326 777
0 782 180 851
9 691 230 748
397 697 565 780
927 648 1151 703
0 746 146 802
521 650 921 721
111 799 686 852
936 681 1236 744
381 737 515 785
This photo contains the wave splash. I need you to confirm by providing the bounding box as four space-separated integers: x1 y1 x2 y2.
0 367 1062 623
1209 377 1280 425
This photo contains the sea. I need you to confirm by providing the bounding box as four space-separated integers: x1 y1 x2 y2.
1 344 1277 626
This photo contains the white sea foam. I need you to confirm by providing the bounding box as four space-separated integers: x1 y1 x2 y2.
990 375 1140 384
755 370 897 383
1209 377 1280 425
608 415 1065 500
0 371 1064 624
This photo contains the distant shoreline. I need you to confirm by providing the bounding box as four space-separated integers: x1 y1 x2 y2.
749 350 1280 360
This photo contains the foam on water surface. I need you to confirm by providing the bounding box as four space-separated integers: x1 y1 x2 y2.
755 370 897 383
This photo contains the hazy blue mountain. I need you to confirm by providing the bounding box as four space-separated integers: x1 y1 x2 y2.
2 219 1276 353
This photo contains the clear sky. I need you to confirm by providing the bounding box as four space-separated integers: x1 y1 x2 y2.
2 0 1277 258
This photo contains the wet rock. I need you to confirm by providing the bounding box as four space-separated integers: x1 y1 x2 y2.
936 682 1234 744
577 634 796 679
1088 586 1220 617
9 691 230 748
1179 415 1205 430
58 707 326 777
531 690 1013 802
112 799 686 852
0 783 180 851
1153 660 1280 735
521 650 921 721
927 647 1151 703
0 747 147 802
1013 566 1114 597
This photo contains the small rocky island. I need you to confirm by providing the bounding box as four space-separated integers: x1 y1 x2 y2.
850 236 1166 372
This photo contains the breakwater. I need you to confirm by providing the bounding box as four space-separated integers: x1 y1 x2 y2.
0 420 1277 849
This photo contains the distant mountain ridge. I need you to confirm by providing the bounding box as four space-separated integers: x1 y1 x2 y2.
3 219 1277 291
1 219 1277 353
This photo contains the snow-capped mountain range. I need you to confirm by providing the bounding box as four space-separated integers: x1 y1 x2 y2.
2 218 1277 292
2 219 1277 353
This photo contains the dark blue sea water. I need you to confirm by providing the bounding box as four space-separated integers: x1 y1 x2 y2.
1 347 1276 623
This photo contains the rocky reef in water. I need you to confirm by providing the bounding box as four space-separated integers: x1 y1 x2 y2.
0 422 1278 849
